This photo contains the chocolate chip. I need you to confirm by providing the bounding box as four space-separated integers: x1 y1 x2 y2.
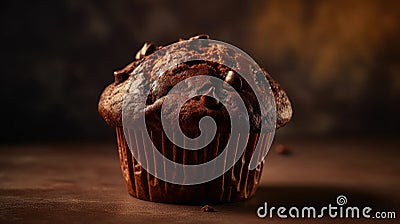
189 34 210 40
113 61 140 84
201 95 220 109
113 70 129 84
225 71 242 90
200 87 220 109
135 42 156 60
201 205 216 212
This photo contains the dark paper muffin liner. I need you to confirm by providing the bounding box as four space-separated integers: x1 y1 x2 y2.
115 127 266 204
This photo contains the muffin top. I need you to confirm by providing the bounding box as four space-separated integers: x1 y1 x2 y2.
98 35 292 133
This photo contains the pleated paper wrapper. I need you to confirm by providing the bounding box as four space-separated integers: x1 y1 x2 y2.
116 127 269 204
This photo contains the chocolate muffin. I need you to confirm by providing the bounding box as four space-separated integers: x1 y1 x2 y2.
98 34 292 204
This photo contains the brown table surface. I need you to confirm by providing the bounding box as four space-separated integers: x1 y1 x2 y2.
1 138 399 223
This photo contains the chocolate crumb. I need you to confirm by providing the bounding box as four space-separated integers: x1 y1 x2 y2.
274 144 291 155
201 205 216 212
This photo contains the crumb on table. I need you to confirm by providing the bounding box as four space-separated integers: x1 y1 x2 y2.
201 205 216 212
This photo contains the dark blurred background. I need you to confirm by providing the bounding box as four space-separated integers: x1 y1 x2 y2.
1 0 399 143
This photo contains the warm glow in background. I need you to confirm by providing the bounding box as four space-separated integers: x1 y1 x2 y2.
1 0 399 142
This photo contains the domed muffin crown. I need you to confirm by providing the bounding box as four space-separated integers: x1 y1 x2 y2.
98 35 292 131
